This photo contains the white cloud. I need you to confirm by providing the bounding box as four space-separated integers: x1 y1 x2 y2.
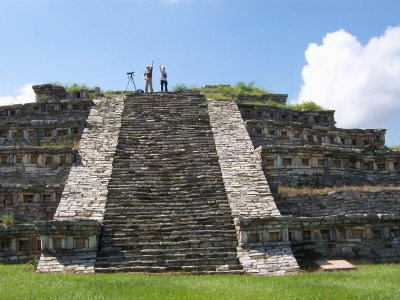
0 84 36 107
297 27 400 129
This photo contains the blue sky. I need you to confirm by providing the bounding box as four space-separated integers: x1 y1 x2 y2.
1 0 399 146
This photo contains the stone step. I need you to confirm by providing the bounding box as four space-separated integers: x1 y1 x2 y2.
95 266 243 274
98 238 238 247
96 253 240 263
95 259 241 269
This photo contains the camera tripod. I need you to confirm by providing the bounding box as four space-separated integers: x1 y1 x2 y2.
125 71 137 92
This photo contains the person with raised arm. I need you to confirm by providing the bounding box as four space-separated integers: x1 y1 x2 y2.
143 61 154 93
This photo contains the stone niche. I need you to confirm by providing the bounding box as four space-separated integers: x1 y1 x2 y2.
239 104 336 127
0 190 61 223
0 152 73 168
35 220 100 253
256 145 400 188
237 216 292 247
246 120 386 149
292 216 400 262
0 224 41 263
34 220 101 273
238 215 400 263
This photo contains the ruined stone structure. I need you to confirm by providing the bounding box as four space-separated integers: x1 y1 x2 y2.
1 85 399 273
0 91 92 263
237 96 400 264
239 101 399 189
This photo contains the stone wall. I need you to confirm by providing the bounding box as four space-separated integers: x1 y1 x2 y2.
239 104 336 128
53 97 124 221
32 84 68 102
239 103 400 189
208 99 299 275
275 189 400 217
0 99 91 120
0 96 92 264
0 149 74 185
0 99 91 147
0 224 40 263
35 220 100 273
291 215 400 262
0 185 62 223
236 94 288 105
238 214 400 263
36 97 124 273
256 145 400 189
246 119 386 149
0 98 91 223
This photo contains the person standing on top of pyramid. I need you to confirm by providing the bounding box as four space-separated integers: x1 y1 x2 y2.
159 64 168 92
143 61 154 93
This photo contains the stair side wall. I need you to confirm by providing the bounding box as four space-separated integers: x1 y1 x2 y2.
36 97 124 273
208 99 299 275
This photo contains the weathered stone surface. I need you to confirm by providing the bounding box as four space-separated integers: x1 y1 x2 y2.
1 89 400 274
36 97 124 272
239 104 400 189
208 100 280 217
32 84 68 102
276 189 400 217
316 260 355 270
0 98 91 224
53 97 124 221
95 92 242 273
208 99 299 275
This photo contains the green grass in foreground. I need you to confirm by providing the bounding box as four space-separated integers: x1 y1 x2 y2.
1 264 400 299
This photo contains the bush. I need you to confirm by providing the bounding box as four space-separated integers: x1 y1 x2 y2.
1 212 14 225
390 146 400 151
173 84 190 92
45 82 96 99
288 101 324 111
63 83 92 93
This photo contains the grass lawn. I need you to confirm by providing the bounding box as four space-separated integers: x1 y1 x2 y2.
1 264 399 299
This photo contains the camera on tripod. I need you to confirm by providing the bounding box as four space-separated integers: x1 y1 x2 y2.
125 71 144 93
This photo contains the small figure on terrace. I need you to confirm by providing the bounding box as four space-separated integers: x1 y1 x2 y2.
143 61 154 93
159 65 168 92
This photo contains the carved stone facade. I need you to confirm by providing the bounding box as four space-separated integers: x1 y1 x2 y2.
238 103 400 189
0 90 92 263
236 98 400 262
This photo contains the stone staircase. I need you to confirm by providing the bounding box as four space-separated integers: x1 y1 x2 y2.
95 92 242 273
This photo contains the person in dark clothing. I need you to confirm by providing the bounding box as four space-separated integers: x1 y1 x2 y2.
159 64 168 92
